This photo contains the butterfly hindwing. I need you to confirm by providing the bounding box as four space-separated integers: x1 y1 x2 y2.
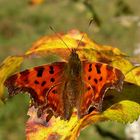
46 83 65 118
77 82 95 118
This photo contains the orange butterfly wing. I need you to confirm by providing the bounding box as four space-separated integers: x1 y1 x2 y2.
78 61 124 117
77 81 95 118
4 62 66 117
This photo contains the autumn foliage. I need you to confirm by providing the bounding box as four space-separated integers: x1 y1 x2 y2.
0 30 140 140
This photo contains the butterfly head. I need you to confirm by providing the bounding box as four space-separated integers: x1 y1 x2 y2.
67 49 82 77
69 49 79 62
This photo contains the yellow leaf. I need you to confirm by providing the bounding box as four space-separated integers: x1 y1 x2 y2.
26 30 126 62
0 56 23 98
125 66 140 85
25 30 86 60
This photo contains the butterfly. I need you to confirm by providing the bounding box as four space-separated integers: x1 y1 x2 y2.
4 38 124 121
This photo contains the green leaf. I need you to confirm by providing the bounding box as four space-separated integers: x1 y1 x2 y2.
103 82 140 110
103 100 140 123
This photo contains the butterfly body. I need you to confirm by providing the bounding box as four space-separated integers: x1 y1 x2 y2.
4 49 124 121
61 50 83 119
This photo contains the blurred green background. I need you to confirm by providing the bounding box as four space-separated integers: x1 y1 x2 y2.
0 0 140 140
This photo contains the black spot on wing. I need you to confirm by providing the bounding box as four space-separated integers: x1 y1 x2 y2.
88 64 92 72
99 76 103 81
89 64 92 68
87 86 91 91
49 66 54 74
88 76 91 80
94 78 98 84
50 78 55 82
95 63 102 74
34 80 39 84
34 66 45 77
41 81 46 86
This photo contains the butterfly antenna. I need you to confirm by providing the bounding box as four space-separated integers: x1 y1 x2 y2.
49 26 71 52
76 18 94 50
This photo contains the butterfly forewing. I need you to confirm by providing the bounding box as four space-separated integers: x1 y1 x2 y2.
4 62 66 107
